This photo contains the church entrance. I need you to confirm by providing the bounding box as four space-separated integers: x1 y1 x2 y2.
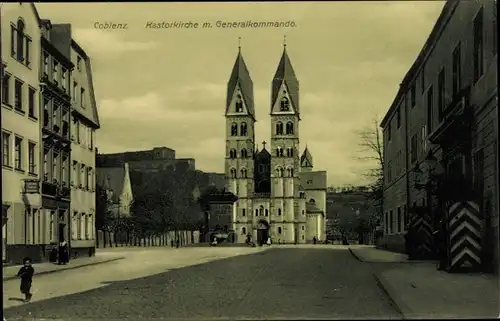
256 220 269 246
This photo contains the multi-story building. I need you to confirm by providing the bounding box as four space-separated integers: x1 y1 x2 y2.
65 28 100 258
381 0 498 273
39 18 73 257
225 44 327 245
1 3 43 263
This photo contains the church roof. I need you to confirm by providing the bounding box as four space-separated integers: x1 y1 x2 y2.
255 145 271 160
300 146 313 168
306 202 323 214
226 48 255 119
271 46 299 114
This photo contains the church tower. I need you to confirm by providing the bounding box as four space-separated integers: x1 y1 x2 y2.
225 44 256 232
269 43 301 242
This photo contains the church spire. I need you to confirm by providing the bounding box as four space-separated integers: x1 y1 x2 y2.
300 146 313 169
226 38 255 119
271 41 299 115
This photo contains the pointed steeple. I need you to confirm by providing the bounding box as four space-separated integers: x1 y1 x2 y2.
300 146 313 168
271 42 299 114
226 41 255 119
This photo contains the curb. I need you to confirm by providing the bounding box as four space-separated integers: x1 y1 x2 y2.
2 256 125 281
348 248 364 262
372 270 413 319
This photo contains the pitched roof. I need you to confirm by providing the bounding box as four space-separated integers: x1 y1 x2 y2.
300 146 313 168
271 46 299 114
226 48 255 120
306 202 323 214
96 166 126 203
299 171 327 191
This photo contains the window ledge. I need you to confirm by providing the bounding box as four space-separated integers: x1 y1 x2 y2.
28 172 38 177
14 168 25 174
28 115 38 122
2 103 13 109
14 108 26 116
2 165 13 170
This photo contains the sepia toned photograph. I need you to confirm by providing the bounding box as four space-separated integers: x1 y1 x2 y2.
0 1 498 320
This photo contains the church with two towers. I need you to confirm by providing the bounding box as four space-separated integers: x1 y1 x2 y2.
224 42 327 245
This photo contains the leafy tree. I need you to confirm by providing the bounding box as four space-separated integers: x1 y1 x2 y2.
95 183 113 231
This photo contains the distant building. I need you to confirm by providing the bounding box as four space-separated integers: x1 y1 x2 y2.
97 146 195 172
380 0 497 272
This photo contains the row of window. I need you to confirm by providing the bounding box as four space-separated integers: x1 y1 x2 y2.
229 167 295 178
71 161 95 191
71 211 95 241
240 207 306 217
2 131 37 174
11 20 32 68
240 225 306 236
2 72 37 118
275 121 294 135
386 7 490 142
384 204 408 235
230 122 248 136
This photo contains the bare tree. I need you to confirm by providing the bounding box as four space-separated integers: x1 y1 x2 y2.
354 118 384 228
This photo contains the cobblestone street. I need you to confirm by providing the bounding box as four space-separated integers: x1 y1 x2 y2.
4 246 402 320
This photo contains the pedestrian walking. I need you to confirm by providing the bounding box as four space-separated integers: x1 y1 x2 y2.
58 241 69 265
17 257 35 302
170 239 174 248
313 236 317 244
266 237 271 246
176 238 180 248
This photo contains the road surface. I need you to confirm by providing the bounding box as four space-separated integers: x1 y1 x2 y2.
4 245 402 320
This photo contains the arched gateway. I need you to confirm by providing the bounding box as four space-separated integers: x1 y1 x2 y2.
256 220 270 246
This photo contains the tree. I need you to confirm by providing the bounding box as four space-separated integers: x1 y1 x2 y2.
354 118 385 240
95 183 113 231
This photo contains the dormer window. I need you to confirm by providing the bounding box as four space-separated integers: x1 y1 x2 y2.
235 95 243 112
280 97 290 111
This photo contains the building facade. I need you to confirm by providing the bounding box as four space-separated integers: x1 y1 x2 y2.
225 45 327 245
40 18 73 259
1 3 43 263
67 28 100 258
381 0 498 272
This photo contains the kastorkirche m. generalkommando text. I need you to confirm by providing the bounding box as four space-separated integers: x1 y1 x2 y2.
144 20 297 29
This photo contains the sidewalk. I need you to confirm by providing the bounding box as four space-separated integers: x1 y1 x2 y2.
2 252 125 281
350 246 499 319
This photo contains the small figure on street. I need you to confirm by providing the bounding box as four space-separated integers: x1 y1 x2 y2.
170 239 174 248
211 237 218 247
313 236 317 245
58 241 69 265
404 224 415 259
435 218 448 271
176 238 180 248
17 257 35 302
266 237 271 246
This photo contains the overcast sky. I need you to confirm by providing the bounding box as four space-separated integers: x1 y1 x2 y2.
36 1 444 187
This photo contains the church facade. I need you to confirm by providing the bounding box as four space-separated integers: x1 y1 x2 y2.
224 44 327 244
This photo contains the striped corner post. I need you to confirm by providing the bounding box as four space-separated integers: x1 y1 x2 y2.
447 201 483 272
408 212 434 259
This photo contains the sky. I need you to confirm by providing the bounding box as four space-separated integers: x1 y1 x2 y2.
36 1 445 187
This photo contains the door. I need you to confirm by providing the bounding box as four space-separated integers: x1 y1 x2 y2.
257 229 269 246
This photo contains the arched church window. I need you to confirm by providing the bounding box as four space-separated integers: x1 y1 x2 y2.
230 168 237 178
265 209 269 216
17 19 25 62
242 227 246 235
276 167 283 177
286 122 294 135
240 168 248 178
241 148 248 158
240 122 248 136
302 210 305 215
259 205 264 216
276 147 284 157
278 227 282 234
235 95 243 112
229 149 237 159
287 168 294 177
309 198 316 204
280 97 290 111
286 147 294 157
275 122 284 135
277 208 282 216
255 209 259 216
231 123 238 136
242 209 246 217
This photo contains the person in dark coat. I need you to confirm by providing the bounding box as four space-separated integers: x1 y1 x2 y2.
17 257 35 302
313 237 317 245
170 239 174 248
175 238 180 248
58 241 69 265
435 218 448 270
